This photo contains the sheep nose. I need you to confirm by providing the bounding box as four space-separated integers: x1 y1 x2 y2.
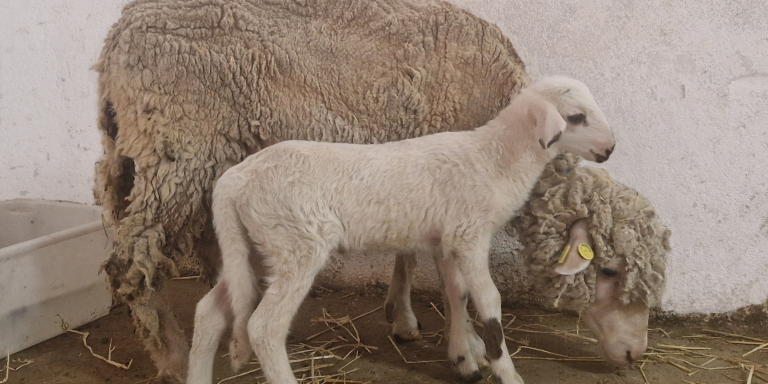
626 351 635 364
594 144 614 163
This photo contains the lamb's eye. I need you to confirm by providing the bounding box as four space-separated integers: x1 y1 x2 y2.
600 268 618 277
567 113 586 125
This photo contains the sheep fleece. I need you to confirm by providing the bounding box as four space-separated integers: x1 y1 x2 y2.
509 153 672 311
93 0 529 371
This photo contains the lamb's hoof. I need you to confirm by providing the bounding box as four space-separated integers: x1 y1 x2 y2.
477 355 490 369
459 370 483 384
392 330 422 343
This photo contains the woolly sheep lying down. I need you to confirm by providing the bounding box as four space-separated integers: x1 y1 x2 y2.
187 76 616 384
385 152 671 374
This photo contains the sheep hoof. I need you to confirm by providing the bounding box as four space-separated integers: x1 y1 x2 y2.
392 331 422 343
460 370 483 384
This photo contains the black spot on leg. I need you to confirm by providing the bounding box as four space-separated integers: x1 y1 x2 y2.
482 318 504 360
492 373 503 384
385 302 395 323
451 355 465 366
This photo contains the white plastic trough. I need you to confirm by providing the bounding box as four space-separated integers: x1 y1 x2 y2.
0 199 113 355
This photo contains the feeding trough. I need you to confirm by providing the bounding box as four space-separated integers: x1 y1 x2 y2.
0 199 112 355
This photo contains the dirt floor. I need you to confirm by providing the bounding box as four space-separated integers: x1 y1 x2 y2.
4 279 768 384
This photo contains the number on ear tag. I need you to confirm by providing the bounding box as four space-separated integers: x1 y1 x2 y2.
577 243 594 260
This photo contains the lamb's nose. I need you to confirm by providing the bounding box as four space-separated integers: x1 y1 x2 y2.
605 145 614 158
626 350 635 364
595 145 614 163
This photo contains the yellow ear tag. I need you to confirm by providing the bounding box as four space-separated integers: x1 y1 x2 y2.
558 244 571 264
577 243 594 260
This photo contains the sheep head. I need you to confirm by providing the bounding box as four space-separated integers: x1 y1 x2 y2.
509 153 671 366
525 76 616 163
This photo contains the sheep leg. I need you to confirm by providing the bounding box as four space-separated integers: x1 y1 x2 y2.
385 252 422 342
248 249 329 384
455 245 524 384
187 282 232 384
101 151 220 382
126 293 189 384
434 249 489 383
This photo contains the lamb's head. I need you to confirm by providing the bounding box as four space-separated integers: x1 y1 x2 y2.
511 154 671 368
526 76 615 163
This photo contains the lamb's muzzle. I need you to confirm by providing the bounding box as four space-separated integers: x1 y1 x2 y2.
593 143 615 163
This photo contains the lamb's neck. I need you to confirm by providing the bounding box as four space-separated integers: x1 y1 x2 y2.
477 122 554 193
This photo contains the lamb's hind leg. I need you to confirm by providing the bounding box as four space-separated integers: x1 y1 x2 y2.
385 252 422 342
187 282 232 384
248 247 329 384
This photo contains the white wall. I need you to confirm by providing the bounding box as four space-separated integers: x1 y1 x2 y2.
0 0 129 203
1 0 766 315
443 0 768 315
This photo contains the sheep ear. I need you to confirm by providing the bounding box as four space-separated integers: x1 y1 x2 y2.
530 100 567 149
554 246 593 275
553 219 594 275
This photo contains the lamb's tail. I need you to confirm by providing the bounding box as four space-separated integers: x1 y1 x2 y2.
211 184 258 372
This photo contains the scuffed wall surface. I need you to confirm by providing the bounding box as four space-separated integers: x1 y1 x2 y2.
0 1 130 203
1 0 766 314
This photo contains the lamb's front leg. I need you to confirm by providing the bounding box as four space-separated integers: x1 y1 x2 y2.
385 252 422 342
434 250 490 383
453 243 524 384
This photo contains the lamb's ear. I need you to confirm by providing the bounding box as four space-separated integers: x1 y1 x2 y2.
554 219 594 275
529 98 567 149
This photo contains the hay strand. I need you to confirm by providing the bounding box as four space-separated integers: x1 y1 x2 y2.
387 336 446 364
67 329 132 370
306 306 382 342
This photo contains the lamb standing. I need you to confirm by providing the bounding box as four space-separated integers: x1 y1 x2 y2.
188 76 616 384
93 0 529 379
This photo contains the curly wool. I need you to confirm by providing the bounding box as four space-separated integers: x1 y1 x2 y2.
509 153 671 311
95 0 529 296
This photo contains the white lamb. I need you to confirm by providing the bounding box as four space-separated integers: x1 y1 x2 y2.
187 76 616 384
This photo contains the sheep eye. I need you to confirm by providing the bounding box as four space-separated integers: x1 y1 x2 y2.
567 113 586 125
600 268 619 277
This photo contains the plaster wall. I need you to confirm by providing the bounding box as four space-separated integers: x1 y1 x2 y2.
1 0 766 314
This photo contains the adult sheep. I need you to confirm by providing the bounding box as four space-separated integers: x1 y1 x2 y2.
93 0 529 381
